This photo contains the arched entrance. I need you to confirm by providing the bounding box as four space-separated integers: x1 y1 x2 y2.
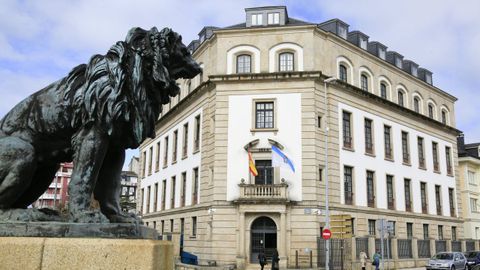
251 216 277 263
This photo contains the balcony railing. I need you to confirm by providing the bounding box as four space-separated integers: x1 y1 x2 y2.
237 183 289 203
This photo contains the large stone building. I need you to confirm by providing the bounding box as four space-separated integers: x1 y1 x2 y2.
458 134 480 240
138 6 467 269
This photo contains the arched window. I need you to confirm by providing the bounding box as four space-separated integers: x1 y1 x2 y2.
398 91 405 107
236 54 251 74
380 83 387 99
414 97 420 113
428 104 434 118
279 52 294 71
361 74 368 91
339 65 347 82
441 110 447 124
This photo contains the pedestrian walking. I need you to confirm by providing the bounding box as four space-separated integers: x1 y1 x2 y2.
258 250 267 270
372 249 381 270
271 249 279 270
359 250 368 270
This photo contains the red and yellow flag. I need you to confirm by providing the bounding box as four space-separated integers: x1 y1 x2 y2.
248 151 258 176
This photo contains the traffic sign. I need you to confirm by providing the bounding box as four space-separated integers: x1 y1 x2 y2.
322 229 332 240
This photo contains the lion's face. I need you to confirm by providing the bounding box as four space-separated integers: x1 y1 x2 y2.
166 33 202 80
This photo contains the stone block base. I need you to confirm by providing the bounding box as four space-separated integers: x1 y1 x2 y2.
0 237 173 270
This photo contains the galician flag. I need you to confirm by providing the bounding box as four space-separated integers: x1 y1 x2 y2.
272 145 295 173
248 150 258 176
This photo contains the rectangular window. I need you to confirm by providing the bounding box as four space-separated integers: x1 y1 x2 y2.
192 167 199 205
401 131 410 164
161 220 165 234
170 219 174 233
449 188 455 217
469 171 477 185
255 160 273 185
380 84 387 99
367 170 375 207
384 125 392 159
421 182 428 214
142 151 147 178
386 175 394 210
343 111 352 149
452 226 457 241
146 186 151 213
438 225 444 240
445 146 452 175
161 179 166 210
154 183 158 212
435 185 442 215
432 142 439 172
181 172 187 207
172 130 178 163
183 123 189 158
192 217 197 236
317 115 322 129
252 14 263 26
155 141 161 172
194 115 201 152
364 118 374 154
344 166 353 205
141 188 144 214
418 137 425 169
163 136 169 167
318 166 323 182
404 178 412 212
423 224 429 239
279 52 294 71
255 101 274 129
368 219 376 236
387 221 396 236
148 146 153 175
180 218 185 234
407 223 413 239
398 91 404 107
171 176 176 209
267 12 280 24
471 198 478 212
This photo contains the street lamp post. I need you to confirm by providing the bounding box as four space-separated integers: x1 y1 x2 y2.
323 77 336 270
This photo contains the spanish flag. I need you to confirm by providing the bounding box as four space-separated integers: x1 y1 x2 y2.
248 151 258 176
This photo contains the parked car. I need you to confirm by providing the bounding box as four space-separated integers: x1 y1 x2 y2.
426 252 467 270
465 251 480 269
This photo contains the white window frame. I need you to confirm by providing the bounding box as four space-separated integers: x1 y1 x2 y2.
252 14 263 26
268 12 280 24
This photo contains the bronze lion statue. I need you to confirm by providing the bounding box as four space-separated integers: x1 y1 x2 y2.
0 27 201 223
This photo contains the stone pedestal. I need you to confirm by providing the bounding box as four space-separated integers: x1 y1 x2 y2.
0 237 173 270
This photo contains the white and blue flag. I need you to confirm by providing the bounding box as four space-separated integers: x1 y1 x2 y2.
271 145 295 173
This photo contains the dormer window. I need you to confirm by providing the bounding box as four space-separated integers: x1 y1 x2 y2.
268 13 280 24
411 65 418 77
338 25 347 39
199 34 205 43
360 38 368 50
379 48 386 60
252 14 263 26
425 73 432 84
395 58 402 68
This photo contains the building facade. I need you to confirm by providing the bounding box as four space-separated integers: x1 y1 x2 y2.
33 162 73 209
138 6 465 269
458 135 480 239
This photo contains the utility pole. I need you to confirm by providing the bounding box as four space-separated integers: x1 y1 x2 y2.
323 77 336 270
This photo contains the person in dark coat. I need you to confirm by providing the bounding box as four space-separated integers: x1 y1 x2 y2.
271 249 279 270
258 250 267 270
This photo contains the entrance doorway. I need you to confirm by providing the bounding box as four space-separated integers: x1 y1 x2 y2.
251 216 277 263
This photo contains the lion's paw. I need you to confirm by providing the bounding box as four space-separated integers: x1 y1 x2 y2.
107 213 143 224
69 210 109 223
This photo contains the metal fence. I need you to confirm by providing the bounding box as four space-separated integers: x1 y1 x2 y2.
375 238 392 259
451 241 462 252
435 240 447 253
466 240 476 251
356 238 369 259
317 238 352 270
397 239 412 259
418 239 431 258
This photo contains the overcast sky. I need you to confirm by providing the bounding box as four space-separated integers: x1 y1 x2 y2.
1 0 479 168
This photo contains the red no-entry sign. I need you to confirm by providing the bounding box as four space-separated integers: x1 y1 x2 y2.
322 229 332 240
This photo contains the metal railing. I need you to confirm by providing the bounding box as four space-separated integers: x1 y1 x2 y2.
238 183 288 201
356 238 369 259
397 239 412 259
466 240 476 251
418 240 431 258
435 240 447 253
451 241 462 252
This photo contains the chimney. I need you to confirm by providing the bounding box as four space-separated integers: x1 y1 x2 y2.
457 133 466 155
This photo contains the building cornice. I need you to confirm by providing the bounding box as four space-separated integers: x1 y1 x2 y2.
459 156 480 165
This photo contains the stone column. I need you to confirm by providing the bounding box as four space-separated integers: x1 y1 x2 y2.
430 239 436 257
236 211 246 270
412 238 419 267
350 237 356 270
391 238 398 269
279 212 287 269
171 232 181 263
446 240 452 252
462 240 467 252
476 240 480 250
368 236 375 259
